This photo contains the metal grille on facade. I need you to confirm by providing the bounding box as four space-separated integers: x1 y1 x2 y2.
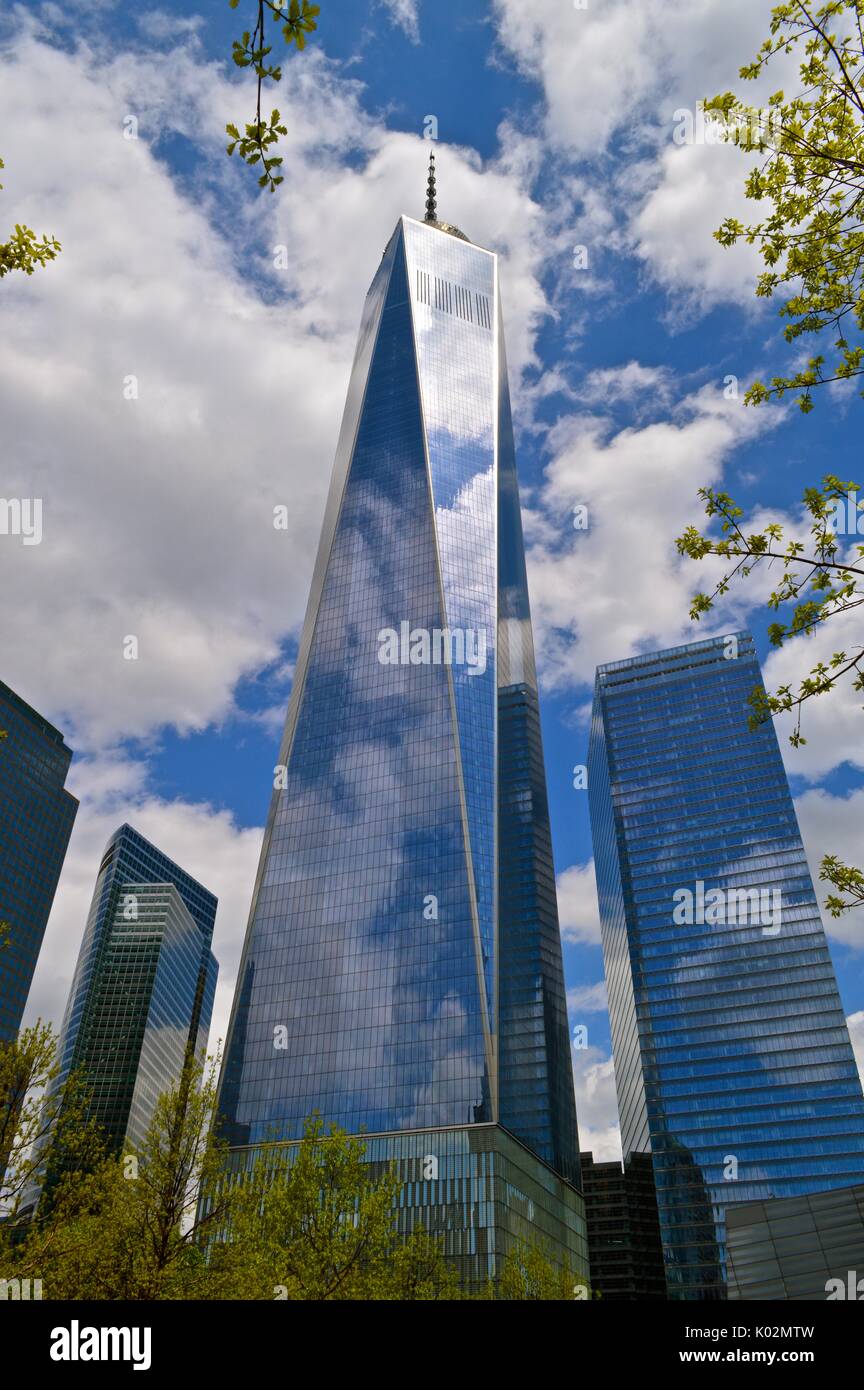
415 268 492 329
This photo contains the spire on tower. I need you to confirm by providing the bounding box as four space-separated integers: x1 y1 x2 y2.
424 149 437 224
418 149 470 242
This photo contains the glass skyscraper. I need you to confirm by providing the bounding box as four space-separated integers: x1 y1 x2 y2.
216 188 586 1287
0 678 78 1042
588 632 864 1298
53 824 218 1153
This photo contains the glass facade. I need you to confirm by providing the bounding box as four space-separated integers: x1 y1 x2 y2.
0 678 78 1042
217 215 584 1280
54 824 218 1152
587 632 864 1298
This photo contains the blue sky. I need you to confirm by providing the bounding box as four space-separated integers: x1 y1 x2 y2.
3 0 862 1156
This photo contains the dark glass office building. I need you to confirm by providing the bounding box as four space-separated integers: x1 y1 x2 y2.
0 678 78 1042
54 825 218 1152
216 200 586 1286
587 632 864 1298
580 1150 667 1299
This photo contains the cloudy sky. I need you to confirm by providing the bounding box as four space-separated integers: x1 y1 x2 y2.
3 0 863 1159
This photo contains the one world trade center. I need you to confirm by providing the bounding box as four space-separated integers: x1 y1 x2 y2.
216 160 587 1287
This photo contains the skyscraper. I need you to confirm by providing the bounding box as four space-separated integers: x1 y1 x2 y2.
580 1151 667 1300
54 825 218 1153
587 632 864 1299
0 678 78 1042
216 169 586 1287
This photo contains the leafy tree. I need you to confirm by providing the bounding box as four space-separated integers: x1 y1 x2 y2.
489 1239 589 1301
21 1053 249 1300
226 0 322 191
0 1022 103 1224
0 157 61 279
0 1022 109 1301
231 1116 459 1300
385 1225 462 1301
706 0 864 412
677 475 864 915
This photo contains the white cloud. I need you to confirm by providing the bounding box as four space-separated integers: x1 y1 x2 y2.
566 981 608 1015
557 861 601 944
848 1012 864 1091
631 140 766 313
494 0 656 156
135 10 203 41
22 754 263 1054
378 0 420 42
491 0 802 319
0 33 361 749
764 598 864 782
795 788 864 950
572 1045 621 1161
525 382 777 688
492 0 786 156
580 360 675 409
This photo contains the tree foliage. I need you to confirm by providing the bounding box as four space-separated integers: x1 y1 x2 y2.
0 1022 103 1227
221 1116 459 1300
4 1051 251 1299
0 157 61 279
707 0 864 411
489 1240 590 1301
226 0 322 191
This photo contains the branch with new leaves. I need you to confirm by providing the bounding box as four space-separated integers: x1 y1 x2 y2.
706 0 864 411
0 157 60 278
226 0 321 191
677 475 864 915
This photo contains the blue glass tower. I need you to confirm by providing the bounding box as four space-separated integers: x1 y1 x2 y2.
217 190 586 1285
54 825 218 1152
0 678 78 1042
587 632 864 1299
